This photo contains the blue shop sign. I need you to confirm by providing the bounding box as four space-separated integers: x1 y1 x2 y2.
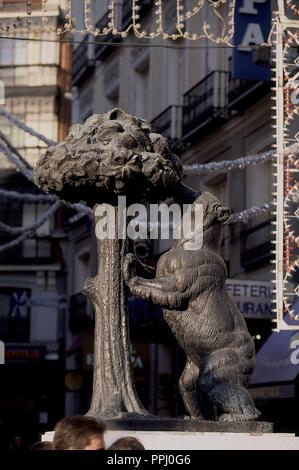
233 0 271 81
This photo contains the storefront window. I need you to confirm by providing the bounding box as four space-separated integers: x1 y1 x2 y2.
0 288 30 342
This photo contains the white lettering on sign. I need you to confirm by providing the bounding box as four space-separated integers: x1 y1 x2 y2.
290 339 299 365
239 0 267 15
226 279 273 319
238 0 267 52
240 23 265 49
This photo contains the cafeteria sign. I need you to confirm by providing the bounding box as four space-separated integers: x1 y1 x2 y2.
226 279 274 319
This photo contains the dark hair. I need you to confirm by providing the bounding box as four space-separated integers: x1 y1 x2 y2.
53 415 106 450
31 441 53 450
108 437 145 450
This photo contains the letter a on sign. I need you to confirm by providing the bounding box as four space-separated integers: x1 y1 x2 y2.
240 23 265 49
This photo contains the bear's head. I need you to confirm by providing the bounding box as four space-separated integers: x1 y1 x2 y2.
178 191 230 251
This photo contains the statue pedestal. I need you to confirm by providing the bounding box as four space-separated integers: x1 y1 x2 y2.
43 429 299 450
42 417 299 450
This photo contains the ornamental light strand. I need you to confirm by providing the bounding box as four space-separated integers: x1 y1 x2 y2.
0 0 238 45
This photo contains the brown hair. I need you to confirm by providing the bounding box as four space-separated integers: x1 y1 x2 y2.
53 415 106 450
108 437 145 450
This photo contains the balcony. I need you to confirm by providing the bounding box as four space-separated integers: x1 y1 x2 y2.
95 12 121 61
151 106 184 152
72 35 95 87
241 220 272 270
227 56 270 111
182 71 229 143
122 0 154 29
228 76 270 111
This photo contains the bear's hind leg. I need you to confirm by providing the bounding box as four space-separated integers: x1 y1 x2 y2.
198 348 259 421
179 359 204 418
210 382 260 422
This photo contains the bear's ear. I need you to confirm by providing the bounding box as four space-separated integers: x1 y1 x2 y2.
109 108 126 120
217 206 230 222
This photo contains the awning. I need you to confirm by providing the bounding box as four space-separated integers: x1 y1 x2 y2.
251 330 299 385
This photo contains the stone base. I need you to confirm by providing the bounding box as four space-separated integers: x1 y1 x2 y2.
43 429 299 450
103 415 273 434
43 414 287 449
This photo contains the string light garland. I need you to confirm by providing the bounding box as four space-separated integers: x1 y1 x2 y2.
0 106 282 176
184 150 274 174
0 188 53 203
0 110 278 251
0 0 238 45
0 200 60 253
226 201 274 224
0 188 93 223
0 134 34 182
0 107 56 147
0 133 91 219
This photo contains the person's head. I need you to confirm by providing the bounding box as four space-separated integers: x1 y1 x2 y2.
31 441 53 450
108 437 145 450
53 415 106 450
13 435 23 445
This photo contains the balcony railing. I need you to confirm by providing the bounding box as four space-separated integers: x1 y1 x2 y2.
227 56 270 110
182 71 229 142
228 76 270 111
72 35 95 86
95 12 121 61
241 220 272 269
151 106 182 139
122 0 154 29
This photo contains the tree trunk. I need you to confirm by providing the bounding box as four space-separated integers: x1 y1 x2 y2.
83 206 149 419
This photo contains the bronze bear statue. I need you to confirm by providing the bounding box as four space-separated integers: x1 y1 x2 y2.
123 191 260 422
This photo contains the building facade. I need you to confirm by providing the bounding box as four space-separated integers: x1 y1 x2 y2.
0 0 71 448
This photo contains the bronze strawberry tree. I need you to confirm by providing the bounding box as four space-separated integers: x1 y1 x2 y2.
34 108 195 420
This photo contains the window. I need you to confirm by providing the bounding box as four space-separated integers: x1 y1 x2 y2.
1 40 13 65
241 158 272 269
104 59 120 110
14 40 27 65
0 35 58 67
205 175 228 206
22 203 52 259
134 58 150 119
0 288 30 342
79 83 94 122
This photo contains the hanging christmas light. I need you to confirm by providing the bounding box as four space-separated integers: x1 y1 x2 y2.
0 0 238 45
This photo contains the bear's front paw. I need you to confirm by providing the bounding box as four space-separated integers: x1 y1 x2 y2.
123 253 137 282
